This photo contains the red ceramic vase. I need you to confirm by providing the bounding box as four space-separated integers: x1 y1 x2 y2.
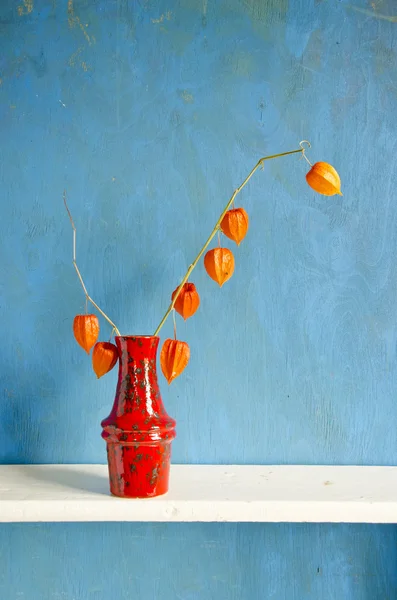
101 336 176 498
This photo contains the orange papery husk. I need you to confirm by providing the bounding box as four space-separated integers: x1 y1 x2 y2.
220 207 249 245
92 342 119 378
204 247 235 287
160 339 190 384
73 314 100 354
171 282 200 320
306 162 342 196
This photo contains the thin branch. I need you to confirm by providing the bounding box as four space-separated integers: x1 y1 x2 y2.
64 191 121 336
172 309 177 340
153 146 305 336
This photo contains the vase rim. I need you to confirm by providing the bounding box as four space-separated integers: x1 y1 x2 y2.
115 335 159 340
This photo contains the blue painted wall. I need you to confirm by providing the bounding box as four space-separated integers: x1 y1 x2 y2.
1 0 397 598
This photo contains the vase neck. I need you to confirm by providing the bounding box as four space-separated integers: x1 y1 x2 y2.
116 336 159 364
101 335 176 449
115 336 160 398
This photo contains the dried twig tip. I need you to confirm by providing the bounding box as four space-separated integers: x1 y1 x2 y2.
63 191 121 337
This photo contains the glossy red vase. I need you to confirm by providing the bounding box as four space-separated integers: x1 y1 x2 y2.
101 336 176 498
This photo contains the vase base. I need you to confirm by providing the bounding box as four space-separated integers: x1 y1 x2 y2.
105 442 172 499
109 488 169 499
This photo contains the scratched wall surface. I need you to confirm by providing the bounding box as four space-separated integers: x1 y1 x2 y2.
1 0 397 598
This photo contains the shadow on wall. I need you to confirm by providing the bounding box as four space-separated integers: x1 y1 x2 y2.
0 350 61 465
0 278 133 465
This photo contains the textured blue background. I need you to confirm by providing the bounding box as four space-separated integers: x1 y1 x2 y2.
1 0 397 598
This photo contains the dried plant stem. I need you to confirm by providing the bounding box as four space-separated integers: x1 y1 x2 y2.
64 192 121 336
153 146 305 336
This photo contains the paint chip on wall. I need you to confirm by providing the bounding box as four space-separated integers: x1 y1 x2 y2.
18 0 34 16
152 11 172 24
179 89 194 103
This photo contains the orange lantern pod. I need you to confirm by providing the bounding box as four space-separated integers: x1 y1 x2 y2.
73 314 100 354
204 247 235 287
92 342 119 378
160 339 190 384
220 207 249 245
306 162 342 196
171 282 200 320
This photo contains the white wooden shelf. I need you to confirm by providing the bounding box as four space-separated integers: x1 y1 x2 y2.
0 464 396 523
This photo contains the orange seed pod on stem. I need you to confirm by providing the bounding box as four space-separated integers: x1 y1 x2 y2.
204 247 235 287
306 162 342 196
92 342 119 378
160 339 190 384
221 207 249 245
171 282 200 320
73 314 100 354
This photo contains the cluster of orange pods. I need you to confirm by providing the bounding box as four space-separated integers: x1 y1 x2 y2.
159 160 342 384
73 314 119 378
71 207 248 381
72 160 341 382
160 206 249 383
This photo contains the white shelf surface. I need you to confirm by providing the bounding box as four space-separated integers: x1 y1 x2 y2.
0 464 396 523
